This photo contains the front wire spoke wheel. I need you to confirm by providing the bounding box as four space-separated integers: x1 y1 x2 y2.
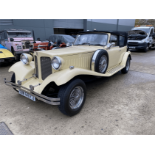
58 79 86 116
69 86 84 110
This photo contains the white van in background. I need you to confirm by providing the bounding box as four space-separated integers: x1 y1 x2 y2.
128 26 155 52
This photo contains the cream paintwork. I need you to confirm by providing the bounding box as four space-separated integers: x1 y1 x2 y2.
9 50 131 94
9 61 35 83
8 32 131 95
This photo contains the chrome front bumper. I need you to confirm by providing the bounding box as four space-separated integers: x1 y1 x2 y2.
4 78 60 105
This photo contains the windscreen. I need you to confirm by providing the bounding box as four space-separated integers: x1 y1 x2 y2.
7 32 33 38
49 35 75 43
74 34 108 46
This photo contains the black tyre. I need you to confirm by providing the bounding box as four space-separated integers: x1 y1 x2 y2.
143 44 149 52
11 48 20 61
121 56 130 74
11 73 18 92
58 79 86 116
94 50 108 74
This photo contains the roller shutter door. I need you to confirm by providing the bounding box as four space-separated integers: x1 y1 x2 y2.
0 19 13 25
53 19 83 29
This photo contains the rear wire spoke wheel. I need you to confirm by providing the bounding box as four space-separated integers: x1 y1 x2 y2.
58 79 86 116
121 56 130 74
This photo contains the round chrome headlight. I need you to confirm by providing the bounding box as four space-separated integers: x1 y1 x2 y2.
51 56 62 70
20 53 32 65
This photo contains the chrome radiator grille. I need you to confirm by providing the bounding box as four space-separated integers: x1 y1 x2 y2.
40 57 52 80
35 56 38 78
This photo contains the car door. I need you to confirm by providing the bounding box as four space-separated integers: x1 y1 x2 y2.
108 35 121 68
118 35 126 64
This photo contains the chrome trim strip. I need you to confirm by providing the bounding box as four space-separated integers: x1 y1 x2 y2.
17 75 36 85
91 49 102 71
4 78 60 105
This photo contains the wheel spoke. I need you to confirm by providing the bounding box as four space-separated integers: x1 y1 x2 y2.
69 86 84 109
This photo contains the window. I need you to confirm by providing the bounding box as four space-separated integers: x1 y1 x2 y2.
74 34 108 46
119 36 125 47
109 35 118 46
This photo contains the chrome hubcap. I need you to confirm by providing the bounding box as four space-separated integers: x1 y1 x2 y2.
69 86 84 109
99 55 107 73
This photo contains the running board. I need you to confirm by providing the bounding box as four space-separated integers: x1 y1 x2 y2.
105 65 125 76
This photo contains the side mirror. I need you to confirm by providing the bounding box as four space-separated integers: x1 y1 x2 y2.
152 33 155 39
106 43 115 49
10 38 14 41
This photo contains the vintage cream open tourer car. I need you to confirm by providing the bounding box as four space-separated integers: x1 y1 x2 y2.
4 30 131 116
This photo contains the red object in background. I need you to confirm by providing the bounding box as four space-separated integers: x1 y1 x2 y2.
33 42 66 51
59 42 66 47
33 42 51 50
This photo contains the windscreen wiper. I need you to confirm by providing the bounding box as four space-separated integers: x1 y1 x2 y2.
90 44 103 46
81 43 90 45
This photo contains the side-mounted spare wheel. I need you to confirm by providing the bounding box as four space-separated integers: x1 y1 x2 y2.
58 79 86 116
92 50 109 74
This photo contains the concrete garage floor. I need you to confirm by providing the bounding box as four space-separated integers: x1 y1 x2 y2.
0 50 155 135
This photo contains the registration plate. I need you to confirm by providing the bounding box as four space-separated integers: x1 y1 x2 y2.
129 46 135 49
0 59 4 62
19 90 36 101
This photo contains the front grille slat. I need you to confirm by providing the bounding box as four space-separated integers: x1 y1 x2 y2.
41 57 52 80
128 42 139 45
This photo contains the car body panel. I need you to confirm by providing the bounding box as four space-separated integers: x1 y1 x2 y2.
9 61 35 83
6 31 131 105
0 48 14 59
9 49 131 94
